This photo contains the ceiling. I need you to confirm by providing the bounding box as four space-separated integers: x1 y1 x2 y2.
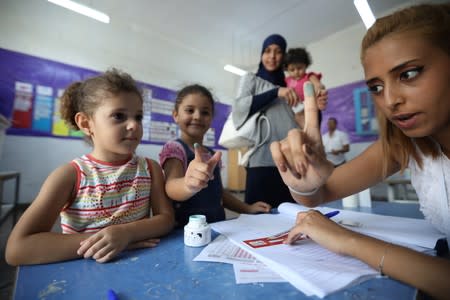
85 0 413 69
6 0 438 103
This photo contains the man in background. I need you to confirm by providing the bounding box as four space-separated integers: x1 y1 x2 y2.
322 117 349 167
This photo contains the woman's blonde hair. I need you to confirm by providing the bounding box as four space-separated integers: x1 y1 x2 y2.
360 3 450 176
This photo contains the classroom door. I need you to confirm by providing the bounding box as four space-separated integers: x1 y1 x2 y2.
226 148 247 192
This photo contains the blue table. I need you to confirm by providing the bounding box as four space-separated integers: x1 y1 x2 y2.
13 201 423 300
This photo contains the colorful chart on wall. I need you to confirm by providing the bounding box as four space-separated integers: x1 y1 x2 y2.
321 80 378 143
0 48 230 147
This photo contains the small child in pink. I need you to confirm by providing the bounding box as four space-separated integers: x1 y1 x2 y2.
284 47 326 128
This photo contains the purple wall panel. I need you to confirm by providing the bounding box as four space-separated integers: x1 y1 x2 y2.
0 48 230 147
321 80 377 143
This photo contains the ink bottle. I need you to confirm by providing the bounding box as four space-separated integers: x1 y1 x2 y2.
184 215 211 247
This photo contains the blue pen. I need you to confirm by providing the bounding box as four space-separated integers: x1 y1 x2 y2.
107 289 119 300
324 210 340 219
270 208 279 214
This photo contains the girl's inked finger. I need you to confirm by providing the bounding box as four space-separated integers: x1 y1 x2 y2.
193 143 203 162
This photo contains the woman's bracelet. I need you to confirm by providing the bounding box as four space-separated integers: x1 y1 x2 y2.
287 185 319 196
378 244 390 276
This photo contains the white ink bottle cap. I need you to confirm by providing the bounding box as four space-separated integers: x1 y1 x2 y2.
184 215 211 247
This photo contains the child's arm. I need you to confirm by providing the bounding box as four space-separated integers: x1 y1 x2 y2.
164 144 221 201
5 163 91 266
222 190 271 214
77 160 175 263
308 74 325 92
308 75 328 111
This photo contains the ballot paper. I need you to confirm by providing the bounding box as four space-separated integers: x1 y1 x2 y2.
211 202 444 298
276 202 444 249
233 261 285 284
194 234 256 264
194 235 285 284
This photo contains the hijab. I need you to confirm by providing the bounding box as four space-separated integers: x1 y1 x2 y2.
256 34 287 87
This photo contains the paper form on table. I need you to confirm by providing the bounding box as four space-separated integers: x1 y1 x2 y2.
211 202 443 298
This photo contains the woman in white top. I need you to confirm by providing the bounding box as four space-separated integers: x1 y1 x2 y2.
270 3 450 299
322 117 350 167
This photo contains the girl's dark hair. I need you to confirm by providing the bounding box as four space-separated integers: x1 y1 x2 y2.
59 68 142 130
174 84 215 115
284 47 312 69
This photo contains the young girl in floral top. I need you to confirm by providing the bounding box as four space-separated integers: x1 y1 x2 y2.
159 84 271 227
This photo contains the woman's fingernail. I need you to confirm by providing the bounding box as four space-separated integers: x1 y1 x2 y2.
194 143 199 149
304 82 315 97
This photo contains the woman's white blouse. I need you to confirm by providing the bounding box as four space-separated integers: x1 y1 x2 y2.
409 150 450 238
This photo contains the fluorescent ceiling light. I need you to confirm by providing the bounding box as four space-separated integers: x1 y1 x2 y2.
353 0 375 29
224 64 247 76
48 0 110 24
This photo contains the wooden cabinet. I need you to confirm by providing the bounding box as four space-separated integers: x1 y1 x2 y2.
226 149 246 192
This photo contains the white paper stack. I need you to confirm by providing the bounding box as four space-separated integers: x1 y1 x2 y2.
210 202 444 298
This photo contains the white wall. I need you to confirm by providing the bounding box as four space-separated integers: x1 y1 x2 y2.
308 23 367 89
307 1 424 89
0 0 236 101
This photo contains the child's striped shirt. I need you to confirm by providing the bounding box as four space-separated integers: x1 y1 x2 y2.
60 154 152 234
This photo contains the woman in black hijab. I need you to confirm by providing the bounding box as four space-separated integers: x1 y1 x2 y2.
232 34 327 208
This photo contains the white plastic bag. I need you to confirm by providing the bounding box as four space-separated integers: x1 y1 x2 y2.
218 112 270 166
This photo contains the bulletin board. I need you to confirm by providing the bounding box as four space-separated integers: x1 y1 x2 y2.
320 80 378 143
0 48 230 148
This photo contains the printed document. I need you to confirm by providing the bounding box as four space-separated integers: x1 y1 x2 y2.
277 202 444 249
194 235 284 283
211 202 444 298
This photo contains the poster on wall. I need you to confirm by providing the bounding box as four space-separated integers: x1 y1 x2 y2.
320 80 378 143
0 48 229 148
12 82 33 128
32 85 53 132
